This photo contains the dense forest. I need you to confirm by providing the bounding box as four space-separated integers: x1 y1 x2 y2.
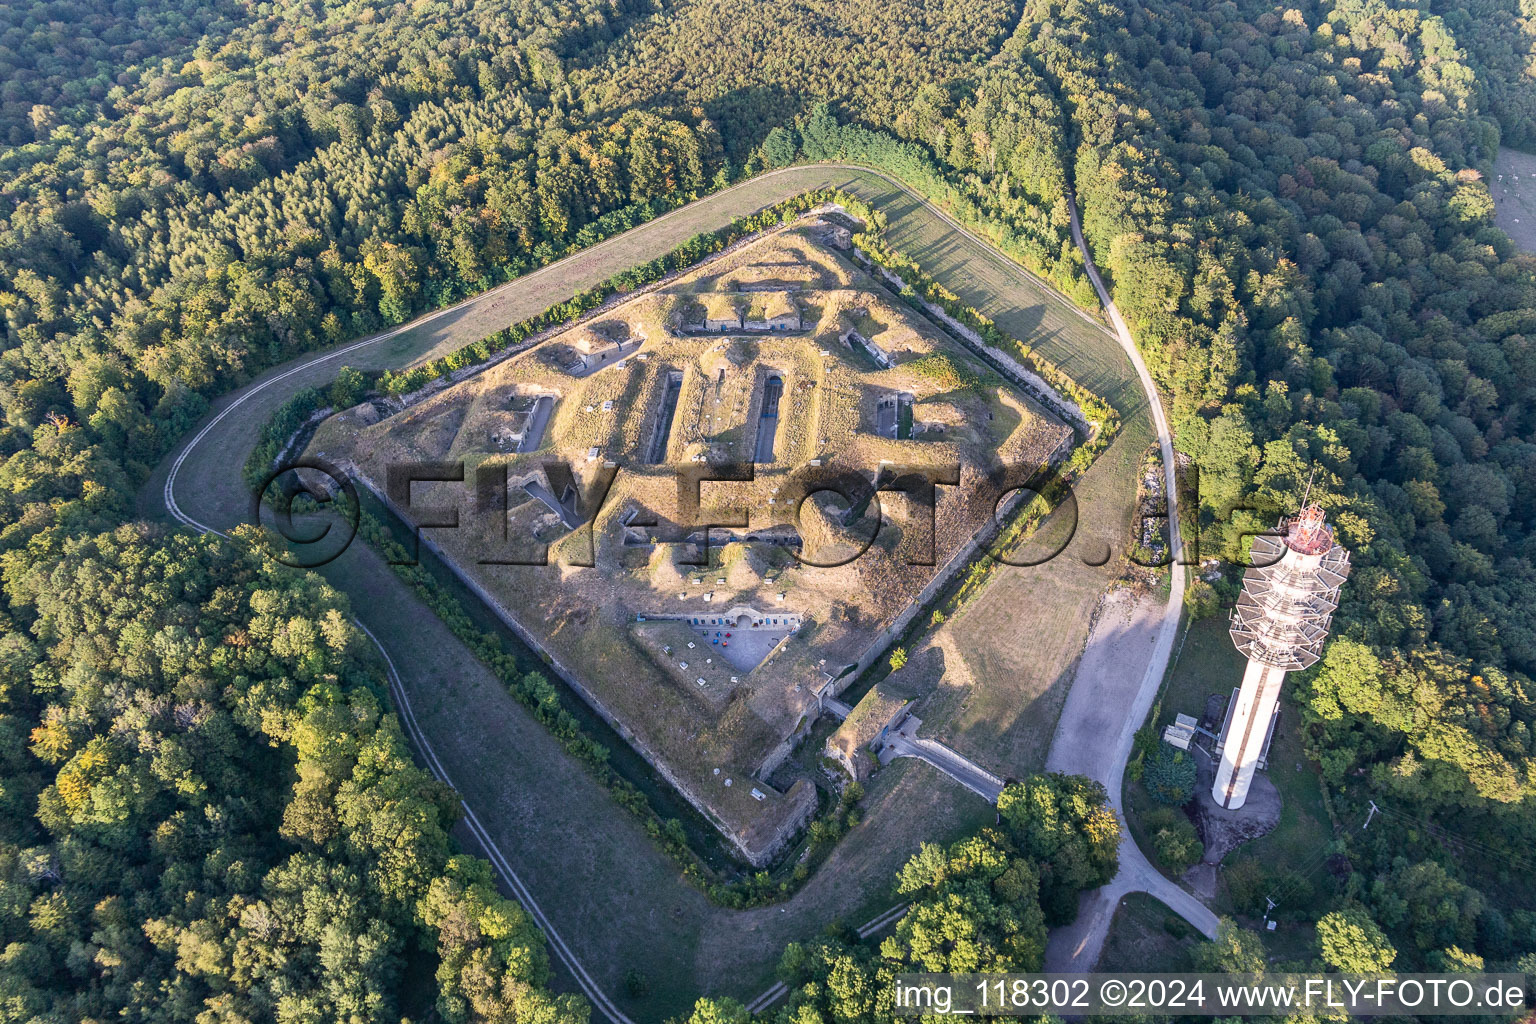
1027 0 1536 907
4 0 1536 1015
1033 0 1536 975
751 775 1120 1024
0 0 730 1018
0 526 585 1021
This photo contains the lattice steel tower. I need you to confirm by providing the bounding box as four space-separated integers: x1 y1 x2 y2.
1214 504 1350 809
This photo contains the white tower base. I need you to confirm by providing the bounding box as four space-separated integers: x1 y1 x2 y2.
1212 659 1286 809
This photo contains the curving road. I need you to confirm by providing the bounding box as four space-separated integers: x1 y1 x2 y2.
1041 199 1218 969
151 164 1204 1015
156 167 909 1023
356 619 641 1024
158 323 648 1024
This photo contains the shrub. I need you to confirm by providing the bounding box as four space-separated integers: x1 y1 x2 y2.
1184 578 1221 619
907 353 976 391
1222 858 1269 913
1127 721 1159 781
1163 915 1195 939
327 365 367 409
1144 807 1204 874
1265 869 1314 918
1143 741 1198 805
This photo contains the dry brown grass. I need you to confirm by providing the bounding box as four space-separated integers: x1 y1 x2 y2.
918 403 1154 778
152 165 1143 1013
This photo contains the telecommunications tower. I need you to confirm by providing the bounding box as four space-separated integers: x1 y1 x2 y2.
1214 503 1350 809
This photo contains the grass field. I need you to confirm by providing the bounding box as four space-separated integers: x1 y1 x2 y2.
871 189 1130 405
1154 615 1246 729
1096 892 1202 972
1493 149 1536 252
327 538 994 1014
142 164 1134 1018
323 220 1076 855
914 376 1150 777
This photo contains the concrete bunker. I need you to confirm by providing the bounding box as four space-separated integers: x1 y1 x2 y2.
875 391 914 439
521 474 583 530
841 326 893 369
561 321 641 374
499 393 556 453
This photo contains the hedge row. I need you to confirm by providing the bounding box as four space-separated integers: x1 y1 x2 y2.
242 387 327 491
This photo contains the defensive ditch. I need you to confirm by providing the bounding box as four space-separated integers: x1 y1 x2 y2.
647 371 683 464
356 488 740 872
754 374 783 463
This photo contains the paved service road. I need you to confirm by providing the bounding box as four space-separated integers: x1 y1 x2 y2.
1041 198 1219 971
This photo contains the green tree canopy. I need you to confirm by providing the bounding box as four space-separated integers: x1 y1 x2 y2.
1318 908 1398 974
1143 743 1198 805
